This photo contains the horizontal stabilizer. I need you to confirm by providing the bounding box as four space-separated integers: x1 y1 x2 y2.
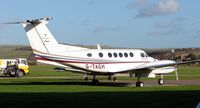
1 17 53 24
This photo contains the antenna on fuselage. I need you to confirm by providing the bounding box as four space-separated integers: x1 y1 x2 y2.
97 44 101 50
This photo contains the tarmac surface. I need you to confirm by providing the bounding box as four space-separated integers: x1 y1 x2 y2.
129 79 200 87
98 79 200 87
0 76 200 87
26 77 200 87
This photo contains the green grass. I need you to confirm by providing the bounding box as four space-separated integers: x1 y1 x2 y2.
27 65 200 80
0 65 200 108
28 65 81 77
0 45 32 59
0 77 200 108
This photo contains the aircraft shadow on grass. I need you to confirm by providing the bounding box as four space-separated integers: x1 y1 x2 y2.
0 91 199 108
0 79 131 87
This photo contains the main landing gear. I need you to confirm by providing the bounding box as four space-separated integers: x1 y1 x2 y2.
136 75 144 87
107 75 117 81
84 73 117 85
92 73 99 85
83 74 88 81
83 73 99 85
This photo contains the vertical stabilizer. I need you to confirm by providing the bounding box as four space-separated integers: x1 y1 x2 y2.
22 18 59 54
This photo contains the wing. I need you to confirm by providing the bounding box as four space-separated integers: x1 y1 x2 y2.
134 59 198 70
135 60 176 70
117 59 197 74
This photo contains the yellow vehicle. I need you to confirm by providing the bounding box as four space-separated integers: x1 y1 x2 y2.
0 58 29 77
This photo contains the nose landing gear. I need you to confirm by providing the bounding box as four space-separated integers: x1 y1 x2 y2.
158 75 164 85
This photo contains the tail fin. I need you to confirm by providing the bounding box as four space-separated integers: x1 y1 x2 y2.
22 18 59 53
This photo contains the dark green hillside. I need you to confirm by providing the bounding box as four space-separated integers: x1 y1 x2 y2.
0 45 32 59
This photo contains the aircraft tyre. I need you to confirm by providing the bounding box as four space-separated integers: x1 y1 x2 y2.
113 77 117 81
84 77 88 81
107 76 111 80
158 78 164 85
92 79 99 85
136 81 144 87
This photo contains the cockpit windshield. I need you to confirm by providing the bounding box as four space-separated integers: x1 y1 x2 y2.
140 52 148 58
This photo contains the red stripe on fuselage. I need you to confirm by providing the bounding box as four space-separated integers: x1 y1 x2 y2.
36 56 149 64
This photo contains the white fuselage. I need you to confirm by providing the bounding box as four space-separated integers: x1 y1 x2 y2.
35 49 156 73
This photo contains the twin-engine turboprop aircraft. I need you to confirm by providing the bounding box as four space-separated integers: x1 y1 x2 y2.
5 17 189 87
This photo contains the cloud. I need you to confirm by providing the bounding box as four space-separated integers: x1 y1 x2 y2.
148 27 184 36
93 26 106 33
87 0 96 6
135 0 180 18
81 20 90 26
148 18 187 36
127 0 148 9
155 21 173 29
154 17 185 29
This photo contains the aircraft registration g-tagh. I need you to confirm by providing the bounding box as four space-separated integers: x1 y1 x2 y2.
4 17 192 87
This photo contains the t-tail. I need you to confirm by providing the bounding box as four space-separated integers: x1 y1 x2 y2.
21 17 87 55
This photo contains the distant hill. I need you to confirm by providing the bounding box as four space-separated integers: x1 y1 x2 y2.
0 45 32 59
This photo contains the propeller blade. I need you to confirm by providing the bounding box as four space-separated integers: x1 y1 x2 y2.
175 66 179 80
171 49 176 61
171 49 179 80
0 21 27 25
2 22 20 24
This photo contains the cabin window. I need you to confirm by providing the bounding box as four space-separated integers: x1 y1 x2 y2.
108 53 112 58
129 52 134 57
99 52 103 58
140 53 145 57
119 53 123 57
87 53 92 57
113 53 118 57
124 53 128 57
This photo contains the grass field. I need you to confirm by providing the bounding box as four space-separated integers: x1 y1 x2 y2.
0 45 32 58
0 65 199 108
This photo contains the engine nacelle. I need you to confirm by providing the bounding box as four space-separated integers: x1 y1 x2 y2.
151 66 176 74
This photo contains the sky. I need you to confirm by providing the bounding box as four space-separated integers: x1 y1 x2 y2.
0 0 200 48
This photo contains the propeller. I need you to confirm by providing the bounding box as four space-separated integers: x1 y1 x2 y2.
0 17 53 25
171 49 179 80
1 22 24 24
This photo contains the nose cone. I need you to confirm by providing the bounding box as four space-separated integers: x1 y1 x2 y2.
168 60 176 65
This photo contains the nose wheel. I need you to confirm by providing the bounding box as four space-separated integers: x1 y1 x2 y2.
158 75 164 85
136 81 144 87
158 78 164 85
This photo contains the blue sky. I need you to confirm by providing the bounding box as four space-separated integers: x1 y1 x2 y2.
0 0 200 48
